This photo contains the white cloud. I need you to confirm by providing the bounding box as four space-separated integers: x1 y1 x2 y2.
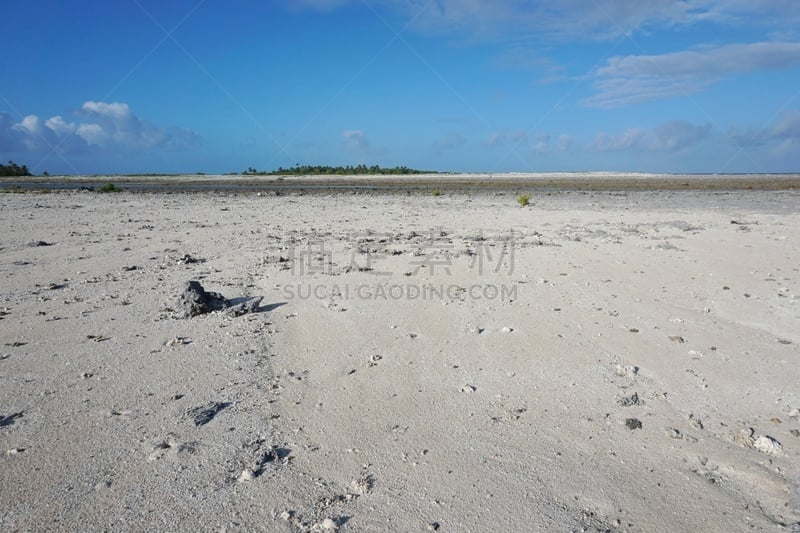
557 134 575 152
44 116 77 136
592 121 711 152
281 1 800 42
342 129 371 154
82 101 132 120
584 42 800 107
486 130 527 147
0 101 200 155
532 134 551 154
730 110 800 150
432 132 467 153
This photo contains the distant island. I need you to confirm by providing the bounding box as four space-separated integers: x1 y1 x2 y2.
0 160 32 177
241 164 439 176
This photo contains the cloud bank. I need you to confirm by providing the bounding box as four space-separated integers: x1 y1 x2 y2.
0 101 201 155
592 121 711 152
585 42 800 107
284 1 800 41
730 111 800 152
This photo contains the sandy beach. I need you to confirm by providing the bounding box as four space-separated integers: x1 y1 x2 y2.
1 184 799 531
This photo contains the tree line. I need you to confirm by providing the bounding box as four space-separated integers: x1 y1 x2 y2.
0 160 31 176
242 164 437 176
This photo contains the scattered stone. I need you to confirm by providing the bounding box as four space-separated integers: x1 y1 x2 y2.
614 364 639 379
689 415 704 430
625 418 642 430
80 372 93 379
753 435 782 455
460 384 477 393
668 335 686 343
279 511 294 521
666 428 682 439
733 428 756 447
351 474 375 494
6 447 25 455
177 254 203 264
187 401 231 426
617 392 643 407
166 337 191 347
777 339 793 345
629 328 639 333
29 240 54 247
732 428 780 453
121 265 138 271
226 296 263 317
427 522 441 531
0 412 23 427
790 429 800 438
241 439 291 477
237 469 256 483
501 326 513 333
318 518 338 531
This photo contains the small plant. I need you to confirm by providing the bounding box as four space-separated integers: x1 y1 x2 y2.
432 188 441 197
98 182 123 193
517 193 531 207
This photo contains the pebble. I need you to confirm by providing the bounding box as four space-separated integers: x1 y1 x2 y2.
501 326 513 333
460 384 477 393
614 364 639 379
238 469 255 483
6 448 25 456
617 392 642 407
166 337 190 347
625 418 642 430
753 435 782 455
319 518 337 530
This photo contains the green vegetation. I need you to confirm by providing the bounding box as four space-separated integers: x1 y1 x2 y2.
0 160 31 177
97 182 123 193
242 164 437 176
432 188 441 197
517 193 531 207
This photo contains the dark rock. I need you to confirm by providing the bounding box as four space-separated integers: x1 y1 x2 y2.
625 418 643 430
226 297 263 317
177 281 229 318
187 402 231 426
618 392 643 407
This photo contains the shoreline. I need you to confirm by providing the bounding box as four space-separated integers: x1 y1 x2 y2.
2 172 800 192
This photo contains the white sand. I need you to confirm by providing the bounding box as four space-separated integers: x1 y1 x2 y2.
1 188 798 531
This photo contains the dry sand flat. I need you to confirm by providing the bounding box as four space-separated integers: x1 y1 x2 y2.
0 187 799 531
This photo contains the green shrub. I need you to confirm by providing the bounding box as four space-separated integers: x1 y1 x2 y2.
517 193 531 207
98 182 123 193
432 188 441 197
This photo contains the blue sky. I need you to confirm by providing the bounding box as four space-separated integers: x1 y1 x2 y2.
2 0 800 174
